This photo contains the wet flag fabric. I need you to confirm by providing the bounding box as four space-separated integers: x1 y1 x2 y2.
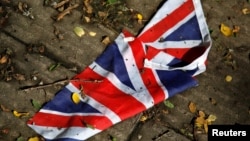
27 0 212 140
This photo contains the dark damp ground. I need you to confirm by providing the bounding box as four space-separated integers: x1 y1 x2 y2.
0 0 250 141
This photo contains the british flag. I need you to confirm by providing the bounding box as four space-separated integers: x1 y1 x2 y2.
27 0 212 140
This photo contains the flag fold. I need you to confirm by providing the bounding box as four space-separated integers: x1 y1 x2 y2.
27 0 212 140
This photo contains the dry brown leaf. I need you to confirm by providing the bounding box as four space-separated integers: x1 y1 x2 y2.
101 36 111 45
198 110 206 118
13 73 26 81
209 97 217 105
83 0 93 14
242 8 250 15
53 0 70 9
0 104 10 112
195 116 205 128
84 16 91 23
98 11 108 17
0 128 9 134
0 55 9 64
18 1 24 13
188 102 197 113
139 115 148 122
204 120 208 133
232 25 240 33
162 109 169 114
56 4 79 21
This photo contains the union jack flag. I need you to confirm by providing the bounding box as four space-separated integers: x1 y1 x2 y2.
27 0 212 140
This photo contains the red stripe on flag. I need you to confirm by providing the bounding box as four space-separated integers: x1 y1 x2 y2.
145 46 207 64
27 112 113 130
125 33 166 105
145 46 161 60
125 32 145 69
138 0 194 42
71 68 147 120
141 68 166 104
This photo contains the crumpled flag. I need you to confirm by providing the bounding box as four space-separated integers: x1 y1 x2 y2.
27 0 212 140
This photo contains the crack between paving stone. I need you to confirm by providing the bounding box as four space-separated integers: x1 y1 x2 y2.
1 29 28 46
1 28 81 73
124 113 144 141
126 118 193 141
164 123 194 141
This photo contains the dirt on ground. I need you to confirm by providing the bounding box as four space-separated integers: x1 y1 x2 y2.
0 0 250 141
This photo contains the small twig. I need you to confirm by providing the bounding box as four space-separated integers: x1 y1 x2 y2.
56 3 79 21
53 0 70 9
19 78 69 92
19 78 103 92
71 79 103 83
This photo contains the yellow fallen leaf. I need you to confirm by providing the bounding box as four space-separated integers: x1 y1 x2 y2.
13 110 29 118
220 23 232 36
137 13 143 20
225 75 232 82
139 115 148 122
207 114 217 123
74 26 85 37
136 13 143 24
188 102 197 113
72 92 81 104
28 136 40 141
89 31 96 37
204 120 208 133
195 116 205 128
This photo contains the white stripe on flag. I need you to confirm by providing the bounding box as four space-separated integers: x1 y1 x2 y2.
149 51 176 66
116 34 155 105
89 62 136 94
158 11 196 41
90 61 155 108
139 0 187 37
193 0 211 42
145 12 203 49
146 40 202 49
